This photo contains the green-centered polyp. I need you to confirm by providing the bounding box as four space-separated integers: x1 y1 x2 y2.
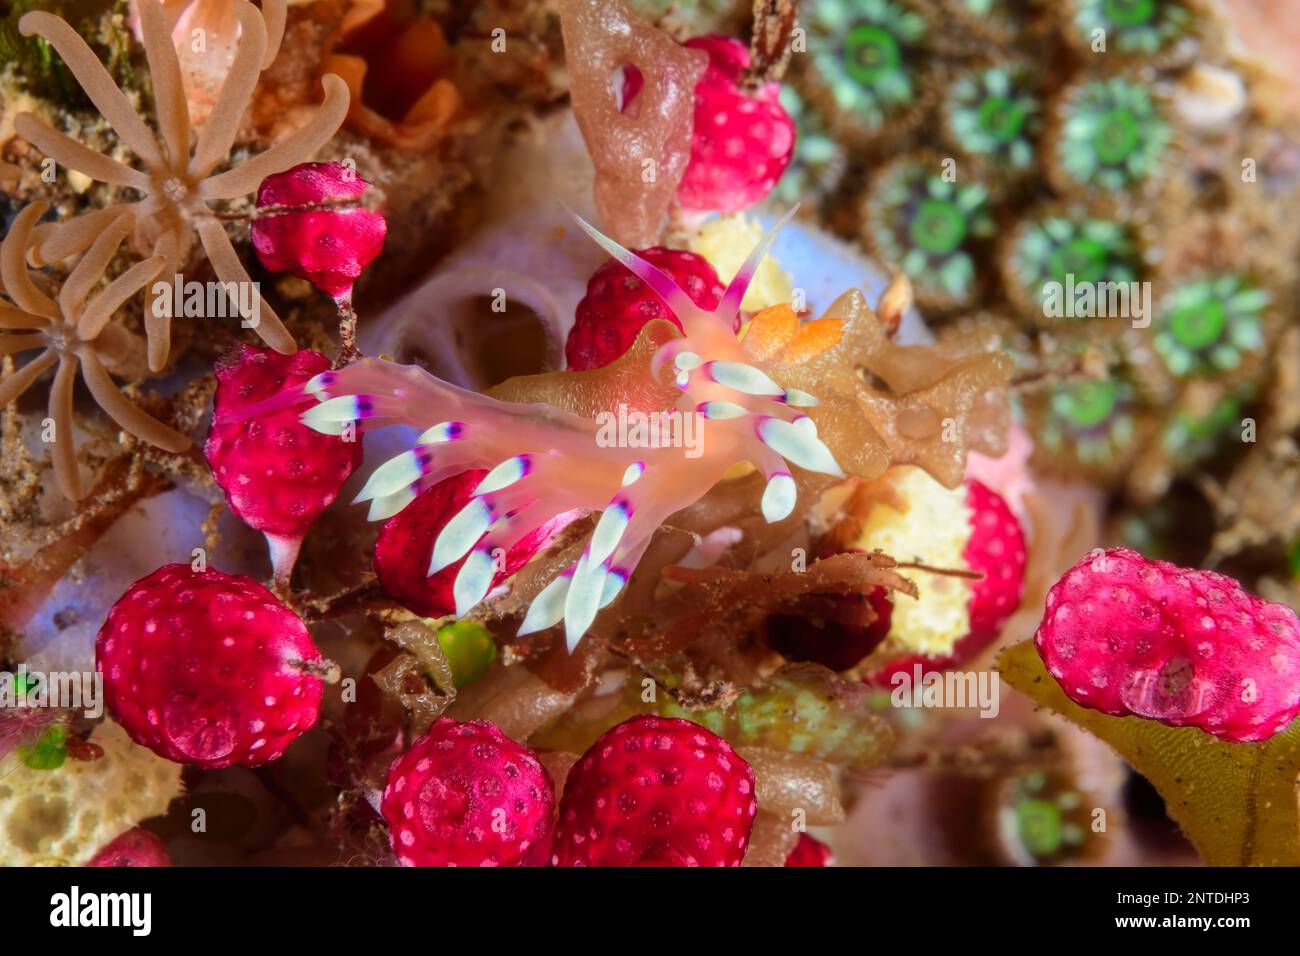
1006 213 1143 322
947 65 1041 172
1053 78 1172 191
1032 374 1141 472
865 158 995 306
1069 0 1200 58
1153 274 1268 378
996 769 1096 865
806 0 929 135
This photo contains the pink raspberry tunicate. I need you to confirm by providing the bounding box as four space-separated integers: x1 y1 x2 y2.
1035 547 1300 742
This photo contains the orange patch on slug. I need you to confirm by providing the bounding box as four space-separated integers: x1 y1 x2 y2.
779 318 845 364
743 303 800 360
744 304 844 365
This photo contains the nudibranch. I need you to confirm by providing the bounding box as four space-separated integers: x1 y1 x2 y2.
290 214 1011 650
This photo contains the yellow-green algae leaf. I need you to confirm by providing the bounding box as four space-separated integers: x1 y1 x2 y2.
998 639 1300 866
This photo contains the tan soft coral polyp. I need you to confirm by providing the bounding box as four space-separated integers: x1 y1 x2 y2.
0 203 188 500
17 0 348 371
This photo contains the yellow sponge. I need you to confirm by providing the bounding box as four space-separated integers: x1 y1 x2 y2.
847 466 974 659
0 719 182 866
690 215 794 312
